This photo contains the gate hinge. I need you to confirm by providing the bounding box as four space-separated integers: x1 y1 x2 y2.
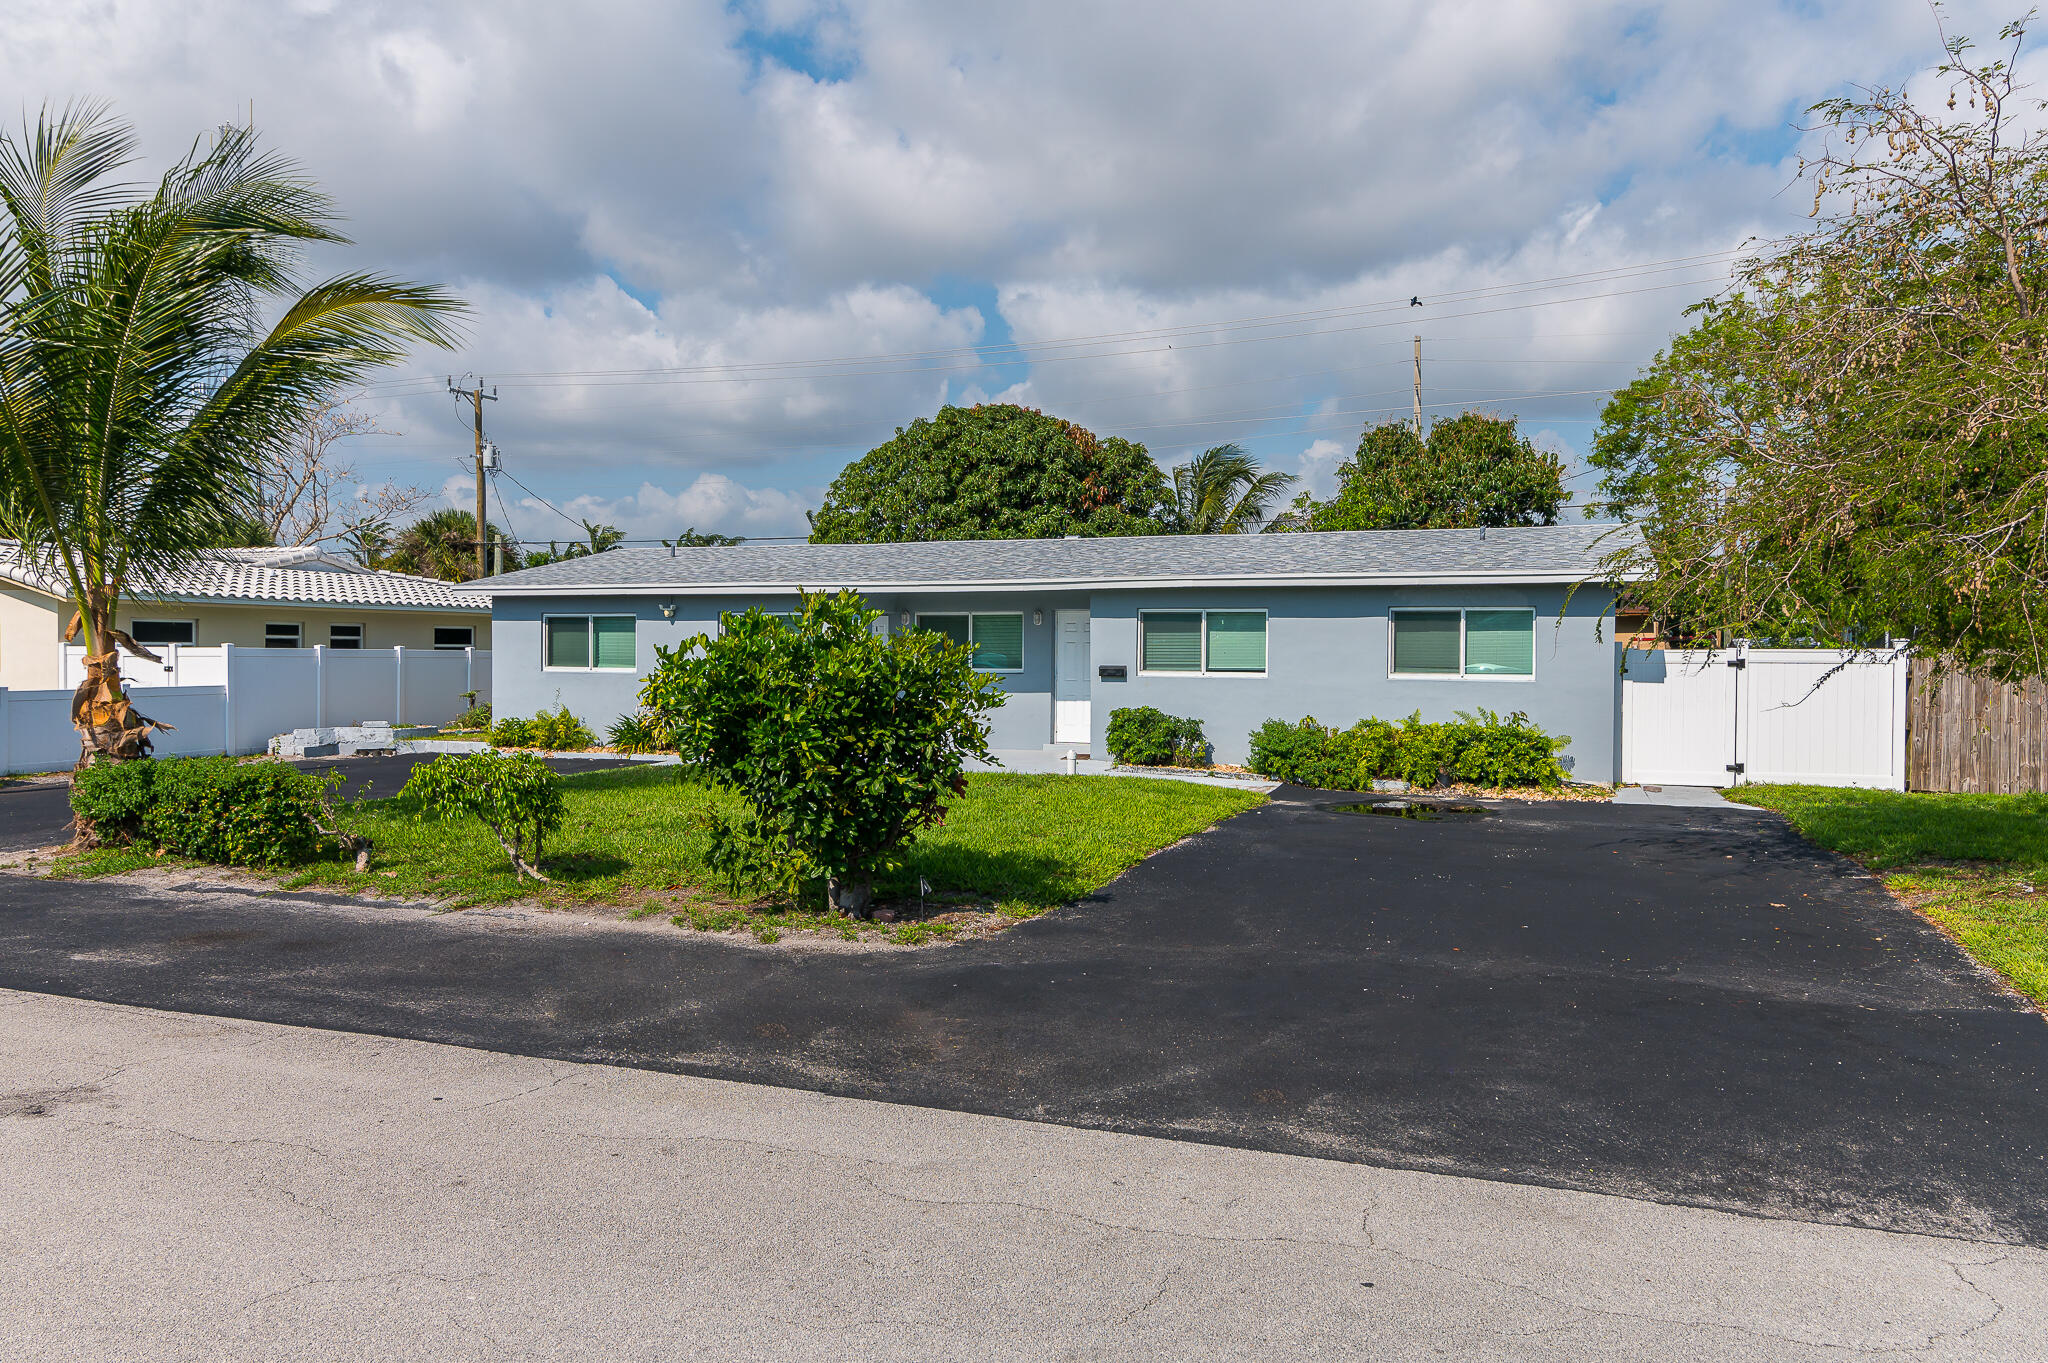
1726 658 1747 669
1725 762 1745 774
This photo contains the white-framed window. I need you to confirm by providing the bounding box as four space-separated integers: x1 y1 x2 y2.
328 623 364 649
717 608 796 633
1137 609 1267 677
129 619 196 646
1388 608 1536 680
264 622 302 649
915 612 1025 672
544 614 636 671
433 626 474 650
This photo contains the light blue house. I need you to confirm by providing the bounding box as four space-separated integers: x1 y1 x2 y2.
459 524 1635 780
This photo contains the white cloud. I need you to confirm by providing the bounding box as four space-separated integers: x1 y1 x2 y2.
0 0 2024 510
519 475 819 543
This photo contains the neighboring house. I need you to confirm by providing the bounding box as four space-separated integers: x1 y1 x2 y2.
0 542 491 691
464 523 1637 780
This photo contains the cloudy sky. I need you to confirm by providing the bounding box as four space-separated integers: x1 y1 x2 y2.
2 0 2025 543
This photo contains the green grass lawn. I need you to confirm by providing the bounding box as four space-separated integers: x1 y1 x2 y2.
1726 784 2048 1007
171 768 1262 944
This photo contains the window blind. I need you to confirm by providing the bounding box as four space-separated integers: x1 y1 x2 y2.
593 616 637 669
1391 611 1460 674
1142 613 1203 671
546 616 590 668
1204 612 1266 672
1463 610 1534 675
970 613 1024 670
920 614 971 647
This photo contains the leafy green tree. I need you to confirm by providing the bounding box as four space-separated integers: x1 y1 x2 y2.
0 104 461 780
1291 413 1567 531
1160 443 1296 533
639 591 1002 915
809 403 1169 542
381 508 511 581
1589 16 2048 680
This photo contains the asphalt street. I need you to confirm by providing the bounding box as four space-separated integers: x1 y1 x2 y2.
7 988 2041 1362
0 753 638 851
2 786 2042 1245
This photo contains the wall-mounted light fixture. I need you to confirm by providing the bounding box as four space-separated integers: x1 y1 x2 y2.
1032 609 1044 627
900 609 913 628
660 599 677 620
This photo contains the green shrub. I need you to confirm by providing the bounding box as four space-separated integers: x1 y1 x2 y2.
69 759 160 843
489 715 534 747
641 591 1002 915
489 705 595 750
1247 710 1570 790
449 701 492 731
400 750 565 879
1445 708 1571 788
1105 706 1209 766
137 758 329 866
605 710 668 754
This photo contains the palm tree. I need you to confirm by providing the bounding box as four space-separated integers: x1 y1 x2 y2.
381 508 510 581
1163 444 1297 534
0 104 462 780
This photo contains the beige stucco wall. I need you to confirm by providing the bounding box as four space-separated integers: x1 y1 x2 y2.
0 584 63 690
115 603 490 653
0 586 490 692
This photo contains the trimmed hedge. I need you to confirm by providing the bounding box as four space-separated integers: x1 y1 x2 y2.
70 756 331 866
1248 709 1571 790
1105 706 1209 767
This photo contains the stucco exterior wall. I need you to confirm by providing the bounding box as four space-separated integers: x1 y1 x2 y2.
1086 583 1620 780
0 587 490 692
0 585 61 690
115 603 489 654
492 584 1621 780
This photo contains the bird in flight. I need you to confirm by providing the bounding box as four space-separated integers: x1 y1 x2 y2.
1409 296 1423 307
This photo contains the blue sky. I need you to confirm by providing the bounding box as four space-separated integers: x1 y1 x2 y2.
1 0 2021 543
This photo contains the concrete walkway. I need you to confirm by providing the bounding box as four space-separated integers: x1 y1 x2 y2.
3 988 2041 1362
970 748 1280 791
1613 782 1739 808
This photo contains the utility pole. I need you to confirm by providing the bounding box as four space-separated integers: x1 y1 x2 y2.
448 378 499 576
1411 335 1423 437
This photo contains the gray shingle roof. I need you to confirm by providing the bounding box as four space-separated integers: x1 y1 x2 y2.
0 543 490 612
464 523 1638 595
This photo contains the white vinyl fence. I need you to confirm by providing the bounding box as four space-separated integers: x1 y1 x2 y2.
5 646 490 774
1621 645 1909 790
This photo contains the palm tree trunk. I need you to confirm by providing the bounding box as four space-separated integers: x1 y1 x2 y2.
67 586 164 847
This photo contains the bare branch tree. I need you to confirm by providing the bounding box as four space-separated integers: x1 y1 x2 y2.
255 397 428 547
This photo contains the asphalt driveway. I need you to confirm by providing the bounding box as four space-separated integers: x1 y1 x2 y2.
0 753 640 852
2 787 2044 1245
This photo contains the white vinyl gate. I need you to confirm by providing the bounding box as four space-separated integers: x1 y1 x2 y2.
1621 646 1909 790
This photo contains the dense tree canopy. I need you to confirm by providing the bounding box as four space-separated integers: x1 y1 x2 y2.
1289 413 1567 531
809 404 1169 543
1589 17 2048 681
378 508 512 582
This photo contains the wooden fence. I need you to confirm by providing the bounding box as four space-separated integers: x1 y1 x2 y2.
1907 656 2048 793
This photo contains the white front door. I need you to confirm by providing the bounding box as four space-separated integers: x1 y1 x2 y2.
1053 610 1091 746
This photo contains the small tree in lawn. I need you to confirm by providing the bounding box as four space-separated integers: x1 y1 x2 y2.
400 751 564 882
641 591 1001 916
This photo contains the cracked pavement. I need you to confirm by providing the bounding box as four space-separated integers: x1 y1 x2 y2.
4 988 2045 1361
